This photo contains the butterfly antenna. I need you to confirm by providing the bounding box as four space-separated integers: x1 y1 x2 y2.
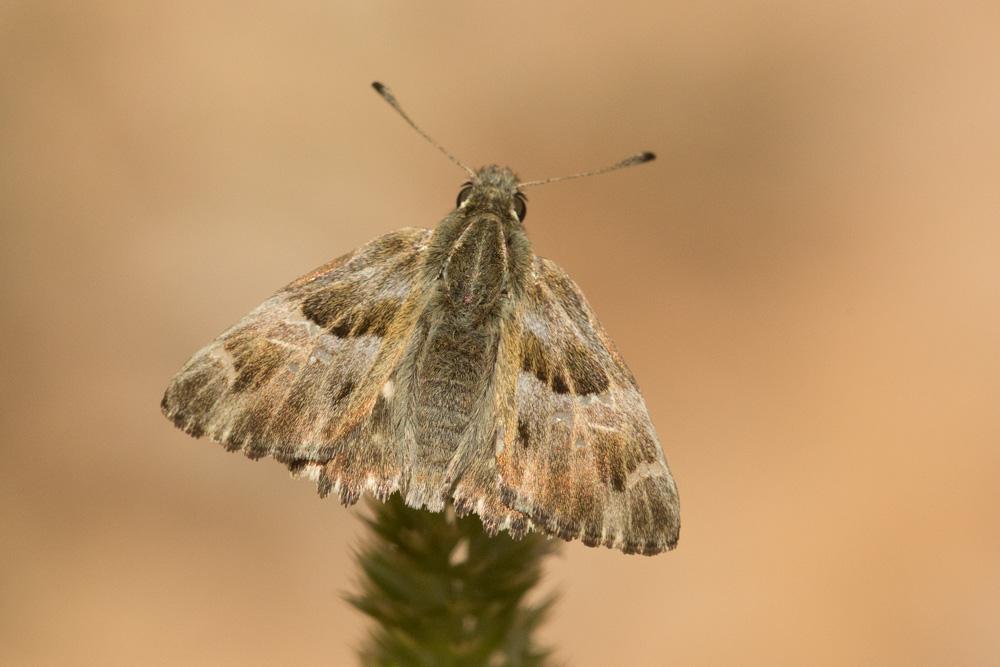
518 151 656 188
372 81 475 178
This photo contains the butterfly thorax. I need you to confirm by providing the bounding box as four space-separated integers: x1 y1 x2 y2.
424 165 532 323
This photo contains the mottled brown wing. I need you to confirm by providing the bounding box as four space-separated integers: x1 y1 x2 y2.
495 257 680 555
161 227 433 505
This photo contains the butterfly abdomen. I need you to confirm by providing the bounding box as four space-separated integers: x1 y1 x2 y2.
397 303 497 503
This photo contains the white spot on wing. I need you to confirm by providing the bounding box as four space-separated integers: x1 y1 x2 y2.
295 463 323 482
625 461 667 489
381 380 395 400
552 409 573 424
266 337 304 352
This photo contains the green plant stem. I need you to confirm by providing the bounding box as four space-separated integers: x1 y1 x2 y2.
348 494 559 666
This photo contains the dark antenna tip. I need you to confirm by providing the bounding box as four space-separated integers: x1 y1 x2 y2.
518 150 658 188
370 81 473 176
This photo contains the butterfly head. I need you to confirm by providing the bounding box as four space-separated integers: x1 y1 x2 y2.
456 165 527 223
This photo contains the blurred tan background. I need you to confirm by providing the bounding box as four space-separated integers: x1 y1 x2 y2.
2 1 999 665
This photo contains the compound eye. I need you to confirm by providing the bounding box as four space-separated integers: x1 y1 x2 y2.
513 192 527 222
456 183 474 208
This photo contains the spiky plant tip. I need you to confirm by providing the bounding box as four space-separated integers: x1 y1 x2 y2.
348 493 559 666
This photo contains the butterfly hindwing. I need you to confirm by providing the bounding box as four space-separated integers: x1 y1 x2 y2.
495 257 680 554
161 227 433 504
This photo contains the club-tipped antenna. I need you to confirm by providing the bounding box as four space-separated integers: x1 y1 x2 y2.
518 151 656 188
372 81 475 178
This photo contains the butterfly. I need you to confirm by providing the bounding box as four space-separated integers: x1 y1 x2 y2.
161 82 680 555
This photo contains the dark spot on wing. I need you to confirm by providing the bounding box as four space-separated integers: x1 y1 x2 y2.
521 330 552 385
302 286 400 339
563 340 609 395
352 300 398 337
636 476 680 549
331 380 353 404
330 319 352 338
371 394 391 431
528 259 615 395
517 417 531 449
588 428 660 493
522 329 608 396
301 285 353 328
590 430 627 492
225 333 286 393
228 401 276 458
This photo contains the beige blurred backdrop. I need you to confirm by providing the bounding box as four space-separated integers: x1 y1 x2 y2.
2 2 998 665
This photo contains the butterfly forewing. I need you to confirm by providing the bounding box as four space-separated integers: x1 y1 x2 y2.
161 228 433 501
494 257 680 555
